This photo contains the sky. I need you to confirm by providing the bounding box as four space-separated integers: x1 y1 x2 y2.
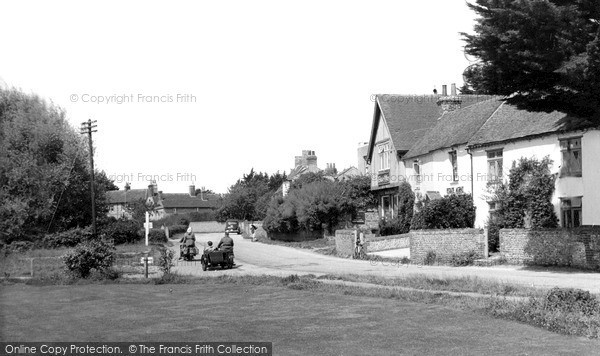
0 0 478 194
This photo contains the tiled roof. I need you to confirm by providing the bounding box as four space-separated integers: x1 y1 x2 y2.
367 94 494 161
160 193 219 208
404 97 504 159
467 104 569 148
106 189 148 204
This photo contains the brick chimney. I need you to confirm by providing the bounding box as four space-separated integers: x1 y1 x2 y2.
189 184 195 197
436 83 462 115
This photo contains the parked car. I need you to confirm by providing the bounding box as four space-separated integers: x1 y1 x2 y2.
225 220 241 234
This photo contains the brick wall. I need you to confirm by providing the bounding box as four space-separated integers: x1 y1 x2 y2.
410 229 486 263
500 228 600 269
335 230 365 257
367 233 410 252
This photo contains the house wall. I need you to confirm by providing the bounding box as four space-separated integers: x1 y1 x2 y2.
403 144 472 198
471 130 598 228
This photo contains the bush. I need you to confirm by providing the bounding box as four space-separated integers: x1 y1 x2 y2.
188 211 216 222
157 248 175 275
449 251 479 266
168 224 188 235
411 194 476 229
100 219 141 245
544 288 600 316
62 239 116 278
42 227 93 248
486 218 501 253
137 228 167 243
5 241 34 253
424 250 437 265
379 217 409 236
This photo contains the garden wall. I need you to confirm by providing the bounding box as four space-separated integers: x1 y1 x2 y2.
189 221 226 233
366 233 410 252
335 230 363 257
410 229 487 263
500 227 600 269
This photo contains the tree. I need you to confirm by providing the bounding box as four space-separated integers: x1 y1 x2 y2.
462 0 600 125
0 88 117 242
489 156 558 229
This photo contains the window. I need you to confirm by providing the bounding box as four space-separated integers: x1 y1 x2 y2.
378 143 390 171
449 151 458 182
561 197 582 228
487 149 503 182
413 160 421 184
560 137 582 177
381 196 391 218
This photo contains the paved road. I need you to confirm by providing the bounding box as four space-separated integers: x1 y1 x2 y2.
171 232 600 293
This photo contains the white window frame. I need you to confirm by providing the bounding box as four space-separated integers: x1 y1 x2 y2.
378 143 390 171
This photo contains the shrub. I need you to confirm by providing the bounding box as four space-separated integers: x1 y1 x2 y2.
379 217 409 236
411 194 476 229
42 227 93 248
449 251 479 266
188 211 216 222
157 248 175 275
168 224 188 235
5 240 34 253
137 228 167 243
424 250 437 265
544 288 600 316
100 219 141 244
62 239 116 278
486 218 501 253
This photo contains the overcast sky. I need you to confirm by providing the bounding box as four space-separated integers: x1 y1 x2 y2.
1 0 478 193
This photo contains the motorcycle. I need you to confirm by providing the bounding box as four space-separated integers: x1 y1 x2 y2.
180 244 199 261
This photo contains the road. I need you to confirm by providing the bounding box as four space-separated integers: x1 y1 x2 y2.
171 232 600 293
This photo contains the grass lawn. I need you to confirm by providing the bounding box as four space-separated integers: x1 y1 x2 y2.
1 280 598 355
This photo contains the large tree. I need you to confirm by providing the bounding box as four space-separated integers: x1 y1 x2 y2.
462 0 600 126
0 88 117 242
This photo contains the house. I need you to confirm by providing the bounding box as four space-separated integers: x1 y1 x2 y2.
389 89 600 228
364 84 493 218
106 181 164 220
160 185 220 214
106 182 219 219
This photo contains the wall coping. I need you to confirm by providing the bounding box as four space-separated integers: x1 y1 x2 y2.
500 227 600 233
410 228 483 234
368 233 411 242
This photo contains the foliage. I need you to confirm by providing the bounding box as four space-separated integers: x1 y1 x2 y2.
544 288 600 316
139 229 168 243
424 250 437 266
42 226 94 248
264 176 376 235
187 211 216 222
216 169 286 222
168 224 188 235
62 239 116 278
449 251 479 267
462 0 600 125
489 157 558 229
290 171 326 189
380 181 414 235
100 219 141 245
486 218 501 253
411 194 476 229
157 248 175 275
0 88 118 243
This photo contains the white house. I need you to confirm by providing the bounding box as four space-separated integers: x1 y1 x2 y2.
364 85 493 218
399 97 600 228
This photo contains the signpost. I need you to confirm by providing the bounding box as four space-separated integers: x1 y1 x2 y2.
142 212 153 278
143 212 153 246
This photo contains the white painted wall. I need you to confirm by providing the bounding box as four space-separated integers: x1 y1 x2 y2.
368 113 407 189
403 145 472 198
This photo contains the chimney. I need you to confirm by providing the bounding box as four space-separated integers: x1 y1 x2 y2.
437 83 462 115
200 186 205 201
147 184 154 199
189 184 195 197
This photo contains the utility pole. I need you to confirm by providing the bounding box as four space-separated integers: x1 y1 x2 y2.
80 119 98 236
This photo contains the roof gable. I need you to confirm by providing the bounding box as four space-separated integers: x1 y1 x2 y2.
404 97 504 159
366 94 494 161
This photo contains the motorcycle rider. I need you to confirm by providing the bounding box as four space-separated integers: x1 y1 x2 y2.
217 231 235 265
179 227 196 259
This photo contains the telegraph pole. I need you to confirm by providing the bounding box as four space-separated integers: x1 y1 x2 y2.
80 119 98 236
